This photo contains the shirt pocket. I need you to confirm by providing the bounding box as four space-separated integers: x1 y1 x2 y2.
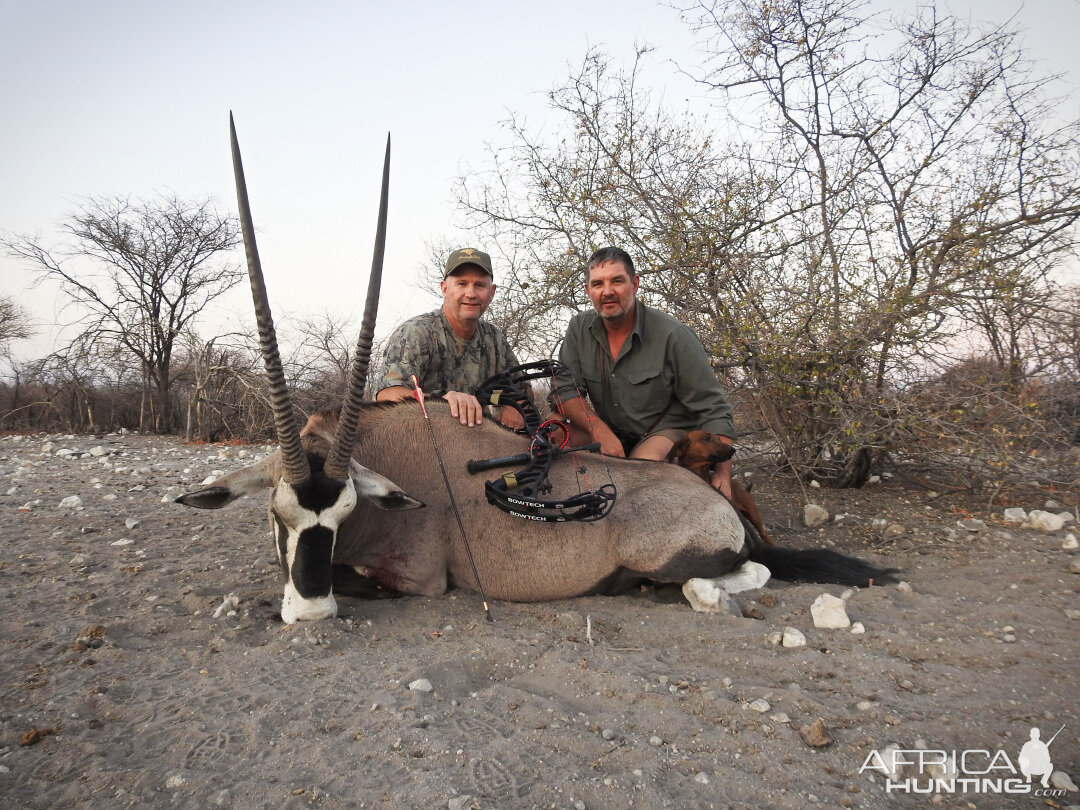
624 366 672 415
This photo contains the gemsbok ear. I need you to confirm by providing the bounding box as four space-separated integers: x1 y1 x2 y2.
174 458 279 509
347 459 425 511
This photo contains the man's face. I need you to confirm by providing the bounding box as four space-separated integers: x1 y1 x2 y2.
586 260 638 322
441 265 496 324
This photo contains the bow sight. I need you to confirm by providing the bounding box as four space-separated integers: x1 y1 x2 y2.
469 361 617 522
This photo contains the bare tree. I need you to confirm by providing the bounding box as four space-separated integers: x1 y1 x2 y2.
0 295 32 350
2 194 243 433
457 0 1080 485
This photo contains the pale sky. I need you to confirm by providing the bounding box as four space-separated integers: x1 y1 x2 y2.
2 0 1077 363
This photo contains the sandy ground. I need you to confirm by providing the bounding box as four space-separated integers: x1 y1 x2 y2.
1 431 1078 810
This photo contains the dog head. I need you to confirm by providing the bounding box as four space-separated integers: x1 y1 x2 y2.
665 430 735 480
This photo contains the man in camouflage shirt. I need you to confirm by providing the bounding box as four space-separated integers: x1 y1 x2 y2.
374 248 523 427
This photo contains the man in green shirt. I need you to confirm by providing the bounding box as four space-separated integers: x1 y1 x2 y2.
552 247 736 497
374 248 522 428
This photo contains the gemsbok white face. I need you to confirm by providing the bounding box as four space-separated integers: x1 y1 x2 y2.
176 116 422 623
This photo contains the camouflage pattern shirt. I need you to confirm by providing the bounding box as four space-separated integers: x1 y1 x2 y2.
373 309 520 397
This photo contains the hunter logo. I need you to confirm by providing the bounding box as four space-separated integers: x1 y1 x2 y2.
858 724 1069 797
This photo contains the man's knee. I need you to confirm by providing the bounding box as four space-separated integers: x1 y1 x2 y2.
630 434 678 461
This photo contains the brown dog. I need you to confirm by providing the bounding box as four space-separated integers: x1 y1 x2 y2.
666 430 777 547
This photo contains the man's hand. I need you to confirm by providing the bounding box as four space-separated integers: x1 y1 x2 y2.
595 423 627 457
710 459 732 500
443 391 484 426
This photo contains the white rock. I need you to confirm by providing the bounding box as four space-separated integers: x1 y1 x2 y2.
1002 508 1027 524
682 579 740 615
713 561 771 594
809 480 820 488
125 518 140 530
1069 556 1080 575
896 580 913 593
110 539 134 546
767 630 783 646
745 698 770 713
693 772 709 784
804 504 829 527
165 774 186 788
408 678 434 692
212 594 239 618
59 495 83 509
1058 511 1075 525
1024 510 1065 532
89 446 108 457
850 622 866 634
1063 534 1079 550
782 627 806 647
811 593 851 629
1050 770 1078 791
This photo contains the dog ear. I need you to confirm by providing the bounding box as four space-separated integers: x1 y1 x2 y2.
666 436 690 465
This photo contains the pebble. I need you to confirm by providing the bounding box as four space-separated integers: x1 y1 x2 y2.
165 774 185 789
782 627 807 648
648 735 663 747
850 622 866 635
601 728 615 741
896 581 913 593
1002 507 1027 524
804 504 829 527
1050 770 1078 791
957 518 987 533
799 718 832 747
124 518 140 530
1068 557 1080 575
693 772 709 785
408 679 433 692
1063 534 1078 550
59 495 82 509
745 698 771 713
681 579 742 615
811 593 851 629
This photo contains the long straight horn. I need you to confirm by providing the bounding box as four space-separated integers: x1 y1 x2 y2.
324 134 390 481
229 112 310 484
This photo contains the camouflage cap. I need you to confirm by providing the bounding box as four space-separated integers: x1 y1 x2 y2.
444 248 493 279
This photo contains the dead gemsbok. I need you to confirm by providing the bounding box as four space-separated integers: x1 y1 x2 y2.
177 117 898 623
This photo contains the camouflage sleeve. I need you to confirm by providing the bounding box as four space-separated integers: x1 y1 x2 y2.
497 329 521 372
372 319 433 395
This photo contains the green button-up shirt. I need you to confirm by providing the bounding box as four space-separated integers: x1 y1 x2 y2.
553 302 735 440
